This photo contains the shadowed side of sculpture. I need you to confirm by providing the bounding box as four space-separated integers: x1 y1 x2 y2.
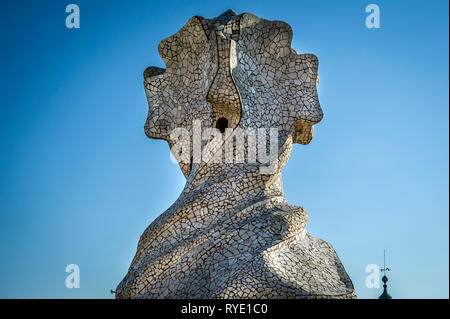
116 10 355 299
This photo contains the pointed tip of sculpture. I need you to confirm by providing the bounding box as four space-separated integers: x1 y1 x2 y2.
216 9 238 21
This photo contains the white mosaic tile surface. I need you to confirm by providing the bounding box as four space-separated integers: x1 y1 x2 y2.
116 10 356 299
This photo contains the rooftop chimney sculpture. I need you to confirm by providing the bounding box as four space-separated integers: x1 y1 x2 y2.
116 10 356 299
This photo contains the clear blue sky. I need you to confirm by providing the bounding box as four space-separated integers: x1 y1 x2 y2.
0 0 448 299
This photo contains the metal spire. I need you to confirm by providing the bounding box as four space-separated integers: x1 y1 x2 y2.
378 249 392 299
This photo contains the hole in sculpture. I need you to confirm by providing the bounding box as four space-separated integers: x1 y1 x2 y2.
216 117 228 133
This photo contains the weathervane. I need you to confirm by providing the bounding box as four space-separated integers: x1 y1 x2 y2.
378 249 392 299
381 249 391 274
